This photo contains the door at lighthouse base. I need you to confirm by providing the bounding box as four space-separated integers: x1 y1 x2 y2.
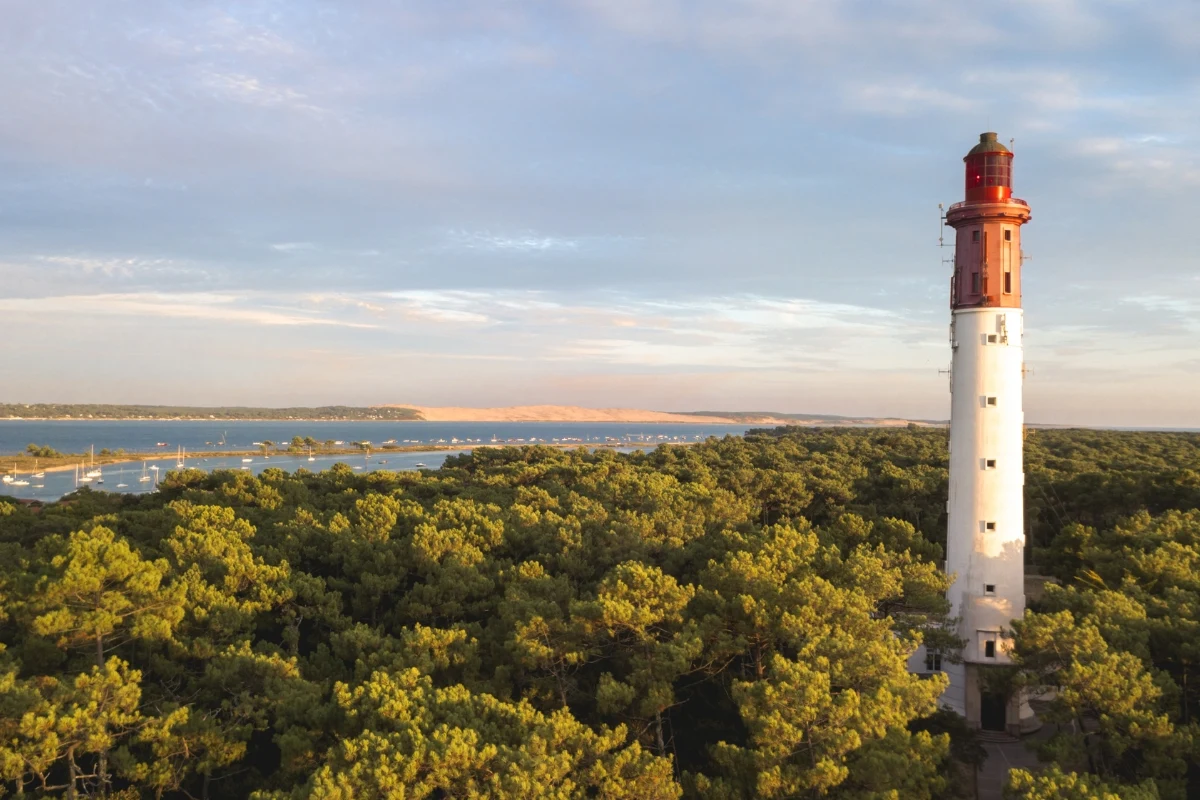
981 692 1007 732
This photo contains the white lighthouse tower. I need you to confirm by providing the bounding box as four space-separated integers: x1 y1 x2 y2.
939 132 1035 735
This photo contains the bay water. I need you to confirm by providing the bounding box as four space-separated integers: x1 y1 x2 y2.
0 420 751 502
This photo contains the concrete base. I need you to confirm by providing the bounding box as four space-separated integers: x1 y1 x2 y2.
963 663 1039 737
908 648 1041 735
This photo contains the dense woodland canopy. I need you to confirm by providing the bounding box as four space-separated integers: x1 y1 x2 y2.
1 427 1198 798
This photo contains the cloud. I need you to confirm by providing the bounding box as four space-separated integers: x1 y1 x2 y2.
376 291 495 324
0 293 378 329
1 283 1196 424
0 287 932 370
196 70 331 117
1069 136 1200 188
438 230 580 253
33 255 180 278
566 0 991 56
844 81 977 117
205 13 303 57
1121 295 1200 334
1 1 1199 423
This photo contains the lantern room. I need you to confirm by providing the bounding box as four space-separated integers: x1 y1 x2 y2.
945 131 1031 311
964 132 1012 203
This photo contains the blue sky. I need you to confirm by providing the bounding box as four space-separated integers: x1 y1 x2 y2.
2 1 1198 425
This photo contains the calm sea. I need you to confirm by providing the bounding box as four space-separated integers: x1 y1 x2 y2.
0 420 751 502
0 420 748 455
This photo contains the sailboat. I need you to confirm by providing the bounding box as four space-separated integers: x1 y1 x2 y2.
85 445 102 479
10 465 29 487
2 465 13 484
78 462 94 483
176 445 185 469
116 464 129 489
138 462 152 483
32 459 44 479
307 447 316 462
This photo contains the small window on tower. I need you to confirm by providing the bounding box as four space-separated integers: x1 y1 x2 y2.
984 640 997 658
986 334 998 343
986 459 996 469
985 584 996 594
972 230 980 243
971 273 981 293
986 396 997 406
1004 272 1012 294
1004 229 1012 241
985 521 997 531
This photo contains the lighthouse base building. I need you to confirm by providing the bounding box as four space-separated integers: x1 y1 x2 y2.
910 132 1038 736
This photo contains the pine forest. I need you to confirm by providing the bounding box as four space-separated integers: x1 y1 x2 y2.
1 427 1198 799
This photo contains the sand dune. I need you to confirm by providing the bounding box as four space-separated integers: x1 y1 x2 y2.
386 405 758 424
380 404 935 427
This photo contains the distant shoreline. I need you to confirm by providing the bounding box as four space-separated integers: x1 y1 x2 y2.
0 417 752 424
9 441 695 476
0 403 939 426
0 416 930 427
21 446 461 474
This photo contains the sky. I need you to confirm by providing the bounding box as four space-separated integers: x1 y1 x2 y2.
2 1 1198 426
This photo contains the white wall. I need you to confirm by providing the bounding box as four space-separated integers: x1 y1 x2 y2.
946 308 1026 665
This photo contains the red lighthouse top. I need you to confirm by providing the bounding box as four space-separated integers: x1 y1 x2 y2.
964 132 1012 203
945 132 1030 311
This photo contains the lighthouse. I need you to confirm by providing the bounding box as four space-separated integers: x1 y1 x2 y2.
939 132 1035 735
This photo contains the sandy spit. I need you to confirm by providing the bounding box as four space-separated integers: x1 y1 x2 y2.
388 405 763 424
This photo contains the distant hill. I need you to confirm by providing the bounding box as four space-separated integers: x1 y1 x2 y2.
383 405 739 423
0 403 943 426
673 411 945 426
387 405 941 426
0 404 422 421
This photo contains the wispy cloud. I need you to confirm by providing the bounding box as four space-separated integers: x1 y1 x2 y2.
0 293 377 329
33 255 180 278
567 0 993 55
206 13 302 57
1065 135 1200 188
844 81 977 116
197 70 332 117
371 291 495 324
1121 295 1200 333
439 230 580 253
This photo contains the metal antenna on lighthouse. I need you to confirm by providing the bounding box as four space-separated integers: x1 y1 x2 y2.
938 205 955 278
